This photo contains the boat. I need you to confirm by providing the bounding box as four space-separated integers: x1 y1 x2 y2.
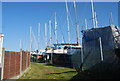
72 0 120 72
44 0 82 68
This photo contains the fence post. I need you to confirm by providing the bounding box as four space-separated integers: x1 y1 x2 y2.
28 51 30 67
0 34 4 80
1 48 5 80
20 49 22 75
26 51 28 69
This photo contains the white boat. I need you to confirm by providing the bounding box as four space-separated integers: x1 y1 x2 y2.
44 0 82 67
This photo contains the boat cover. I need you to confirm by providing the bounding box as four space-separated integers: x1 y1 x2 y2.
82 25 120 70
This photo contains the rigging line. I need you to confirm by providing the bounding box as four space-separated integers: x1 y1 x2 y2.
77 2 87 23
57 16 66 43
68 9 74 26
65 1 76 31
59 25 66 43
57 16 67 43
66 1 74 26
56 2 71 43
32 30 38 50
59 23 66 42
49 20 52 46
65 2 76 41
56 5 66 26
38 23 40 50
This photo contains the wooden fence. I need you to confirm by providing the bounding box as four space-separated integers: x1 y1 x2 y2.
2 49 30 80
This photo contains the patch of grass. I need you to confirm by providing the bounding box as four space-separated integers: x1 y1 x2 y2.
19 62 77 80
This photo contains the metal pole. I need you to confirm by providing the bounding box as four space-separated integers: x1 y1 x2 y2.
99 37 104 61
65 0 70 43
20 40 22 49
91 0 96 28
38 23 40 51
30 26 32 55
37 23 40 62
94 12 98 28
85 18 88 30
73 0 80 45
49 20 52 46
55 12 58 44
110 12 114 25
45 23 47 48
62 36 64 43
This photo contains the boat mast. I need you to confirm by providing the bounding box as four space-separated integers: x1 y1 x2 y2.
73 0 80 45
38 23 40 51
85 18 88 30
62 36 64 43
55 12 58 44
30 26 32 55
20 40 22 49
91 0 96 28
45 23 47 48
49 20 52 46
94 12 98 28
109 12 114 25
65 0 70 43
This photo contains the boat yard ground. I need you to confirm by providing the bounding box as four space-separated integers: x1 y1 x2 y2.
18 62 120 80
19 62 77 80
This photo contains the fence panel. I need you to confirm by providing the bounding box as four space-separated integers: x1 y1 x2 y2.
22 51 27 71
3 50 30 80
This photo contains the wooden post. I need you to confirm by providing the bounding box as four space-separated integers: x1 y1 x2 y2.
50 52 53 64
26 51 28 69
1 48 5 80
28 52 30 67
20 49 22 74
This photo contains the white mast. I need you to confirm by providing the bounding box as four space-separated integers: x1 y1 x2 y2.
49 20 52 46
30 26 32 55
32 30 38 51
55 12 58 44
65 0 70 43
94 12 98 28
20 40 22 49
91 0 96 28
38 23 40 51
73 0 80 45
62 36 65 43
45 23 47 48
85 18 88 30
110 12 113 25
